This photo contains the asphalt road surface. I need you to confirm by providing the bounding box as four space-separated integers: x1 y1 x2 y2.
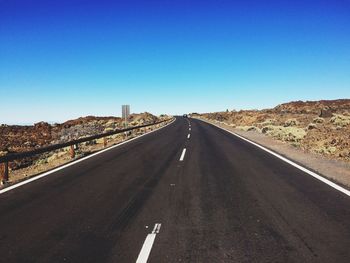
1 117 350 263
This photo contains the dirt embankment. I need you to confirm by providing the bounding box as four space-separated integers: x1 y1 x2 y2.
193 99 350 163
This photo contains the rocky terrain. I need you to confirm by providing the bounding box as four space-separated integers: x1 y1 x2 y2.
193 99 350 162
0 112 166 171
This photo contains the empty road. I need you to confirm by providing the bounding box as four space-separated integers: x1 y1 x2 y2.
1 117 350 262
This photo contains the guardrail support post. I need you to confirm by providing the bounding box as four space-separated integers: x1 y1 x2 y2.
0 161 9 185
70 145 75 158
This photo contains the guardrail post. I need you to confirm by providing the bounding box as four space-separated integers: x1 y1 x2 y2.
70 145 75 158
0 161 9 185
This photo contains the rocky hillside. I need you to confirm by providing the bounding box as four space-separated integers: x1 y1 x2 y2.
194 99 350 162
273 99 350 115
0 112 163 155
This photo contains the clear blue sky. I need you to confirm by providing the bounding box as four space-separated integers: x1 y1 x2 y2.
1 0 349 124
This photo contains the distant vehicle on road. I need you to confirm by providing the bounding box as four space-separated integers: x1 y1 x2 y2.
183 114 188 118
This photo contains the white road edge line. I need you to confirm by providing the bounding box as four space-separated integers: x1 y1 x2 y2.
197 118 350 197
136 223 162 263
187 134 191 139
179 148 187 161
0 119 176 195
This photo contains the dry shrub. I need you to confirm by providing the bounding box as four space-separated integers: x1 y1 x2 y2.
284 118 299 127
313 145 337 155
262 125 306 142
330 114 350 127
259 119 277 127
312 117 324 124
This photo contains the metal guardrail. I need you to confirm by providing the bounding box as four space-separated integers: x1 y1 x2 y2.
0 118 173 184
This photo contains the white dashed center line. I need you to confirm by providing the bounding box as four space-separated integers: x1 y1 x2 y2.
136 223 161 263
179 148 187 161
187 134 191 139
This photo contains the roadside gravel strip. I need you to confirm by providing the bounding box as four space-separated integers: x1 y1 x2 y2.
195 117 350 196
